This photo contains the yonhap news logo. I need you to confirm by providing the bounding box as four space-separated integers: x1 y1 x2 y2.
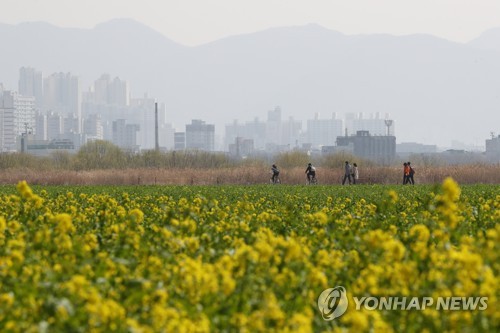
317 286 489 321
317 286 348 320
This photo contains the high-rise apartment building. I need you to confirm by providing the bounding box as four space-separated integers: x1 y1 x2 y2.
92 74 129 107
46 112 63 140
266 106 282 145
35 112 47 140
83 114 104 140
225 120 246 150
306 113 343 148
346 112 395 136
281 117 302 148
159 123 175 150
174 132 186 150
128 95 170 150
186 120 215 151
225 118 267 151
108 77 129 107
43 73 81 132
19 67 43 109
112 119 140 150
0 90 36 151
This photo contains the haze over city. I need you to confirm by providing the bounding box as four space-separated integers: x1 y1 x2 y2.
1 0 500 152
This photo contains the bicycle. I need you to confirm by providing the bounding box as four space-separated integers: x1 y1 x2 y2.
270 174 281 184
306 175 318 185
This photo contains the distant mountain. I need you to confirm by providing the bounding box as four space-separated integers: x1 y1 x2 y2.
0 19 186 90
468 27 500 52
0 19 499 146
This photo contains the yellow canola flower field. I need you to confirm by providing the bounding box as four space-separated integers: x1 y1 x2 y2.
0 179 498 332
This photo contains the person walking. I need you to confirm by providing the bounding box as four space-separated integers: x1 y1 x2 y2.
407 161 415 185
342 161 352 185
403 162 410 184
270 164 280 184
352 163 359 184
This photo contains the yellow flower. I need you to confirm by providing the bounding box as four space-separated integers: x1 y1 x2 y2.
384 239 406 261
436 177 462 229
53 213 75 234
312 212 328 225
388 190 398 203
16 180 33 199
410 224 430 243
64 275 89 295
0 293 14 306
0 216 6 234
129 208 144 223
442 177 461 202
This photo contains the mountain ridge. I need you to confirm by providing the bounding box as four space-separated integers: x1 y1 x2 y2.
468 27 500 52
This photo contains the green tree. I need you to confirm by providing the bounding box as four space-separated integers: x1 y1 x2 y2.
275 151 311 168
73 140 127 170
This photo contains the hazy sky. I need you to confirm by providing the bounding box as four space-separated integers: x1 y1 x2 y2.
2 0 500 45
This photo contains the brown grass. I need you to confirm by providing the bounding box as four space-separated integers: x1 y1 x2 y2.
1 165 500 185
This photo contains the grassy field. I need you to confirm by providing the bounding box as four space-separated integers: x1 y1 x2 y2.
0 181 498 332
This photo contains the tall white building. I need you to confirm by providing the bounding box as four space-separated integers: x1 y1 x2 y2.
225 120 246 150
129 95 163 150
266 106 282 145
306 113 343 148
346 112 395 136
281 116 302 148
19 67 43 110
43 72 81 133
0 90 36 151
92 74 129 107
108 77 129 107
159 123 175 150
224 118 267 151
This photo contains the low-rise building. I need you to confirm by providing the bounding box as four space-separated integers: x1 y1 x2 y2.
336 130 396 164
485 134 500 162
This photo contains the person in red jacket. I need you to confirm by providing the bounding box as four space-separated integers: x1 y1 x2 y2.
407 161 415 185
403 162 410 184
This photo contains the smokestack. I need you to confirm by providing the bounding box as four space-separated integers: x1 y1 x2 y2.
155 102 159 151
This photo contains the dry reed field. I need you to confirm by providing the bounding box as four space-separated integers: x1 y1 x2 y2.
1 164 500 185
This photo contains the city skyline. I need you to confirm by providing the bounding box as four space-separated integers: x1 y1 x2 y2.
0 65 492 153
3 65 498 166
2 68 403 152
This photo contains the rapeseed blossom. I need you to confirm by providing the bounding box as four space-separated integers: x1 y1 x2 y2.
0 179 497 332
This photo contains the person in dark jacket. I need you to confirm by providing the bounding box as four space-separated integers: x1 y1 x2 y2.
305 163 316 184
342 161 352 185
403 162 409 184
271 164 280 183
